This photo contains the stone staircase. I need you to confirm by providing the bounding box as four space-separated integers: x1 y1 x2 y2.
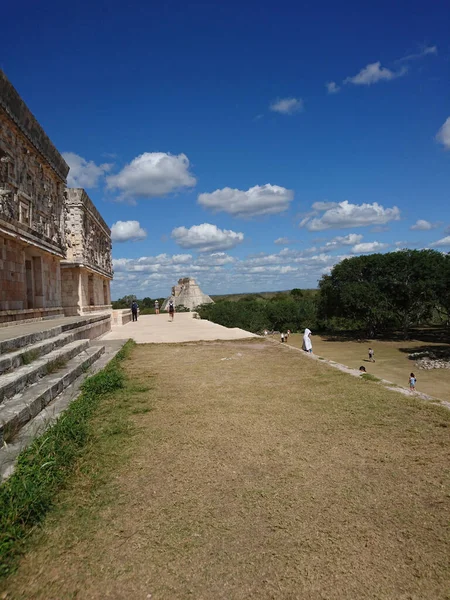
0 314 111 446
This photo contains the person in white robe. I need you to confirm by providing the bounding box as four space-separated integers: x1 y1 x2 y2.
302 328 313 353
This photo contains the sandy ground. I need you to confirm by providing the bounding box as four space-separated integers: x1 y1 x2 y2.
102 313 257 343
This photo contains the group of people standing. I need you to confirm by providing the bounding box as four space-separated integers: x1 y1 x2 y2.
130 299 175 322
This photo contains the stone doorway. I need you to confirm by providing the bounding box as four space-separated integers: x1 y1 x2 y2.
88 274 94 306
103 281 108 306
25 260 33 309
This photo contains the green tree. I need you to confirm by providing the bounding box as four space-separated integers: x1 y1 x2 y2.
290 288 304 299
318 250 447 337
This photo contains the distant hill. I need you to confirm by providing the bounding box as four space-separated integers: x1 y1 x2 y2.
210 289 318 302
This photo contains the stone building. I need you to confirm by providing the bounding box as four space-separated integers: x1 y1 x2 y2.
61 189 112 316
0 70 112 324
162 277 214 311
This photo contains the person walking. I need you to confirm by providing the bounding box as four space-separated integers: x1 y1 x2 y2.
368 347 375 362
409 372 416 391
302 328 313 353
168 300 175 321
154 299 160 314
131 300 138 322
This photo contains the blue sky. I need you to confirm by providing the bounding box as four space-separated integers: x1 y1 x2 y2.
2 0 450 298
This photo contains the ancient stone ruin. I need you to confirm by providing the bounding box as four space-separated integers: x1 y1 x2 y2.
162 278 214 311
0 69 113 325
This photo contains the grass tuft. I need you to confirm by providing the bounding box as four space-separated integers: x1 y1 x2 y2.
21 350 40 366
44 357 67 375
361 373 381 382
0 340 134 579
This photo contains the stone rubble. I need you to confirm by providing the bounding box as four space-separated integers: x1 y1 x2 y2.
410 351 450 370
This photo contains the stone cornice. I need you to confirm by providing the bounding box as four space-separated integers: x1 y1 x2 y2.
0 218 65 257
60 260 113 279
0 70 69 182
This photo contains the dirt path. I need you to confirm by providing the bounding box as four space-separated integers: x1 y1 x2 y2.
286 334 450 402
2 339 450 599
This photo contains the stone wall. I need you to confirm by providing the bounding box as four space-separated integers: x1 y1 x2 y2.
0 70 114 324
0 91 68 257
0 233 63 324
0 70 69 182
61 189 112 316
61 266 111 316
64 188 112 279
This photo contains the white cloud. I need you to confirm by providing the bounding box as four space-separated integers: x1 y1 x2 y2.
171 223 244 252
410 219 433 231
111 220 147 243
326 81 340 94
198 184 294 218
300 200 401 231
324 233 363 249
311 201 338 211
196 252 236 266
270 97 304 115
430 236 450 247
106 152 196 200
344 62 407 86
351 241 388 254
63 152 112 188
436 117 450 150
398 45 437 62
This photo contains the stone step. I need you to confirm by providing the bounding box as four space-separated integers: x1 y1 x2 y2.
0 313 110 355
0 345 105 445
0 317 116 376
0 331 75 376
0 340 90 404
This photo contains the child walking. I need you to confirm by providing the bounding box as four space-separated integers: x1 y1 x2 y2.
409 372 416 391
368 347 375 362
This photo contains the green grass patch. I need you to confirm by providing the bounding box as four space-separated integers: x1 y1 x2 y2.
361 373 381 382
21 350 40 366
0 340 135 579
44 357 67 375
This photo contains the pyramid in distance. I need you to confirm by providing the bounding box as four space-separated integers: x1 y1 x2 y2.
161 278 214 312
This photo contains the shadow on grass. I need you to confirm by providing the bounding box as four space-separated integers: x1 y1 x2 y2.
397 345 450 360
321 327 450 344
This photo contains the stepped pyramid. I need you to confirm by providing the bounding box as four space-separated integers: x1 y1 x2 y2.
162 278 214 311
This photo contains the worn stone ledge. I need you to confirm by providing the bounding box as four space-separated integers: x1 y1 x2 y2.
0 307 64 326
111 309 132 326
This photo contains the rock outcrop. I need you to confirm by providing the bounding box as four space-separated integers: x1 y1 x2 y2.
162 278 214 312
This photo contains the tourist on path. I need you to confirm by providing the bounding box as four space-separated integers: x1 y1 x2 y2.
154 299 160 314
302 328 313 353
131 301 138 322
168 300 175 321
409 372 416 391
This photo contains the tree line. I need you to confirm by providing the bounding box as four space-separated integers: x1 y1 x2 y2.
198 250 450 337
112 250 450 337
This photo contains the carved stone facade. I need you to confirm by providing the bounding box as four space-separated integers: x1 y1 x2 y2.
61 189 112 316
0 70 112 324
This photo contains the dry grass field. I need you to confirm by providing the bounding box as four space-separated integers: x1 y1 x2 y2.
286 334 450 402
1 339 449 599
